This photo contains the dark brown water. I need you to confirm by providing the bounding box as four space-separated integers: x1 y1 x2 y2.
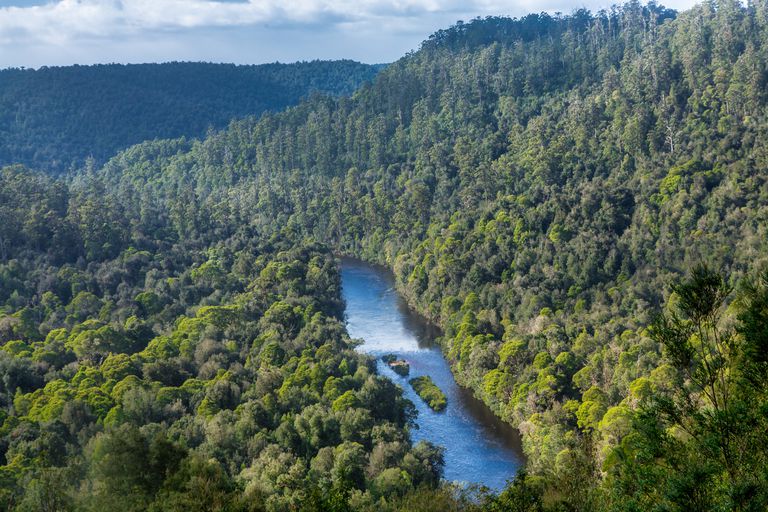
341 258 524 490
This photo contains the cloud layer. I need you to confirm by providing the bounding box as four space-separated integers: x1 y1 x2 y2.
0 0 699 67
0 0 465 43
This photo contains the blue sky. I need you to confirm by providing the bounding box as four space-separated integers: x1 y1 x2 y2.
0 0 699 68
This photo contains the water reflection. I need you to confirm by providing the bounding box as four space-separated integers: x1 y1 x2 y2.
341 257 523 491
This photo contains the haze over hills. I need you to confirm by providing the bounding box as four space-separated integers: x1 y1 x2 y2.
0 60 383 173
2 1 768 511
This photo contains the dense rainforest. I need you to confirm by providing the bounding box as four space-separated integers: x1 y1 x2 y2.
0 60 383 173
2 1 768 510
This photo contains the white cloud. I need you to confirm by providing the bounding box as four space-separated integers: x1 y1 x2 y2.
0 0 701 67
0 0 469 45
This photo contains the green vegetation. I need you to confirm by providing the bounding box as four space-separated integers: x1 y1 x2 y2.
0 61 383 173
390 361 410 377
2 0 768 509
409 376 447 412
382 355 410 376
0 167 444 509
382 354 398 364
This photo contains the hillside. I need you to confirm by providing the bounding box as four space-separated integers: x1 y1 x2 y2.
2 1 768 510
0 60 383 173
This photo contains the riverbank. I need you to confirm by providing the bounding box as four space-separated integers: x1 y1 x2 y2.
341 257 523 490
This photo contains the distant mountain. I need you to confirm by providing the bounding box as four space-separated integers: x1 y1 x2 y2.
0 60 384 173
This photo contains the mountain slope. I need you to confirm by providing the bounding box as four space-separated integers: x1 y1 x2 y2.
0 60 383 173
93 1 768 506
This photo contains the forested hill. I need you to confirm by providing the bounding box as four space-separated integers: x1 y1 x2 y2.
0 60 383 173
3 1 768 510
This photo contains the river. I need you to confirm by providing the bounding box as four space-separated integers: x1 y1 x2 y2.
341 258 524 491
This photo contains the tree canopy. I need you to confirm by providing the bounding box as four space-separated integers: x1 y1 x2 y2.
2 1 768 509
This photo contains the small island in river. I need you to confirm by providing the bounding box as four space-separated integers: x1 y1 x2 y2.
381 353 410 376
409 375 447 412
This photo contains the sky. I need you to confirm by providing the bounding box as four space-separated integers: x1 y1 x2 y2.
0 0 700 68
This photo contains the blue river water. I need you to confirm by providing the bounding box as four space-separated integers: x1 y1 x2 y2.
341 258 523 491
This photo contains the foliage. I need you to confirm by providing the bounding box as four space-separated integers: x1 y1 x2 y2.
0 233 441 510
409 376 447 412
3 1 768 509
0 61 383 173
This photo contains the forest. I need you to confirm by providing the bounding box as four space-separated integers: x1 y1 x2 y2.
0 61 383 173
2 0 768 510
